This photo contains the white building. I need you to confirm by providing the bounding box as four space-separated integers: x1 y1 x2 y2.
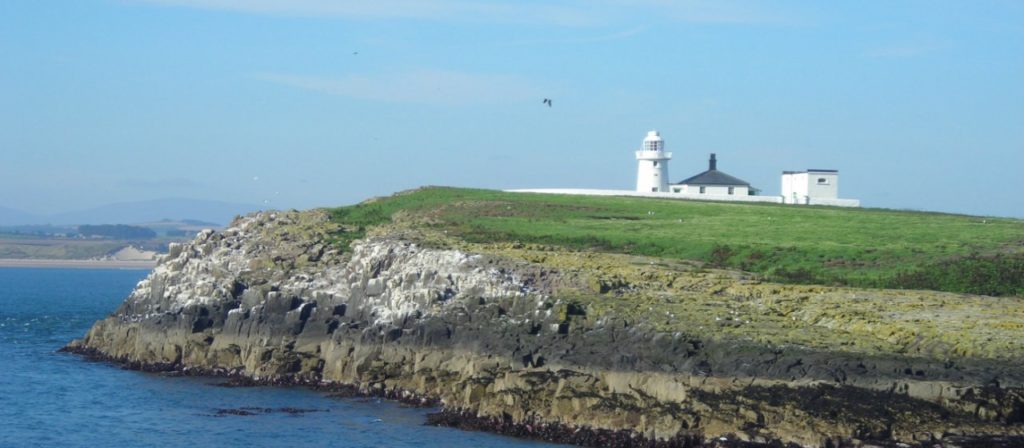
781 170 858 206
671 153 759 197
635 130 671 193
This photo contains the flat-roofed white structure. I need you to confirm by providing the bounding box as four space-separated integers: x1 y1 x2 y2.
781 170 859 206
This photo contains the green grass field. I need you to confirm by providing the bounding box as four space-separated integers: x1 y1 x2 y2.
328 187 1024 296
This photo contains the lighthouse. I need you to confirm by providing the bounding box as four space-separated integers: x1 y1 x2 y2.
635 130 672 192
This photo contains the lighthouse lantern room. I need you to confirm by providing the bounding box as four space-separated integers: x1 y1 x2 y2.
635 130 672 193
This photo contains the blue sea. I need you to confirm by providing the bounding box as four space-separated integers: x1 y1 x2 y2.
0 268 561 448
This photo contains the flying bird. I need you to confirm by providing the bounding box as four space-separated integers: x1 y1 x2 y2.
542 98 552 107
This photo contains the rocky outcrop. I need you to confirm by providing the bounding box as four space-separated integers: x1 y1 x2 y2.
66 210 1024 447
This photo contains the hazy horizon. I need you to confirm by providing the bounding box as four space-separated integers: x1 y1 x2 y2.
0 197 260 226
2 1 1022 218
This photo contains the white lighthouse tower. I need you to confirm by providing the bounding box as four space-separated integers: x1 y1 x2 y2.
635 130 672 192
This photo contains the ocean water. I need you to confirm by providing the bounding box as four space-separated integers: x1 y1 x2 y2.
0 268 561 448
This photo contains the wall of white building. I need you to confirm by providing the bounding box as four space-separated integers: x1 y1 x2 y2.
781 171 840 204
806 197 860 207
780 173 799 204
670 185 750 196
508 188 860 207
807 172 838 199
508 188 787 204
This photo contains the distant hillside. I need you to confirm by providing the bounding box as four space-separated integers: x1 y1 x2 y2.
135 218 220 228
328 187 1024 296
0 206 41 226
136 219 223 237
43 198 261 226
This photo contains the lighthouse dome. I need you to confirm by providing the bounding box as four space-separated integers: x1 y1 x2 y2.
642 130 663 151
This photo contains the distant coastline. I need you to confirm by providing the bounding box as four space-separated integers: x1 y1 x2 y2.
0 258 156 269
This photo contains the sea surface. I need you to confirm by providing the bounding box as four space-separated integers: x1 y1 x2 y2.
0 268 561 448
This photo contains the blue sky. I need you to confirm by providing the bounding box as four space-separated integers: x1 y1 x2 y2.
1 0 1022 217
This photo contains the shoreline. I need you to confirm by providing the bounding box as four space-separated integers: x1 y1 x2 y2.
59 345 1024 448
56 345 766 448
0 258 156 269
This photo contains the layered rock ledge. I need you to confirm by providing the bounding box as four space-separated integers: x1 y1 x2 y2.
65 210 1024 447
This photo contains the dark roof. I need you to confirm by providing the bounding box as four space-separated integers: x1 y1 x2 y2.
674 169 751 186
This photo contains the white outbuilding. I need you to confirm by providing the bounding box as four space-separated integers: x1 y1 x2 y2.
635 130 672 193
781 170 858 206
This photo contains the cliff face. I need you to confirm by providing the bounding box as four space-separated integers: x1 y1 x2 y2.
66 210 1024 447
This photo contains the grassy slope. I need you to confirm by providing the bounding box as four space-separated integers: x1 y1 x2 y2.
327 187 1024 296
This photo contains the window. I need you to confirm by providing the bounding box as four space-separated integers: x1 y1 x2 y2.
817 177 829 185
728 187 734 195
672 188 680 193
651 187 657 192
699 186 706 194
653 161 658 167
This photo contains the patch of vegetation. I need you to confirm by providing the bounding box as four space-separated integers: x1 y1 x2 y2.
886 253 1024 297
707 244 735 267
325 192 425 250
0 239 127 259
326 187 1024 296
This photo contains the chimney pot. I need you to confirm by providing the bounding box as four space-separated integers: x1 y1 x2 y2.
709 153 717 171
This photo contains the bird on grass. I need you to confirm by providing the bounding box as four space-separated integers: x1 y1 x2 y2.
542 98 552 107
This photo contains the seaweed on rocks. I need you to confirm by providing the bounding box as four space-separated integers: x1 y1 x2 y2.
425 409 790 448
211 407 273 417
59 345 180 373
211 376 261 388
207 407 327 417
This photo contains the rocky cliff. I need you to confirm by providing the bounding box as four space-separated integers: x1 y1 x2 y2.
66 209 1024 447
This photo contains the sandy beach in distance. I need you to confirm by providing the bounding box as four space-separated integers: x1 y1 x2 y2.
0 259 156 269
